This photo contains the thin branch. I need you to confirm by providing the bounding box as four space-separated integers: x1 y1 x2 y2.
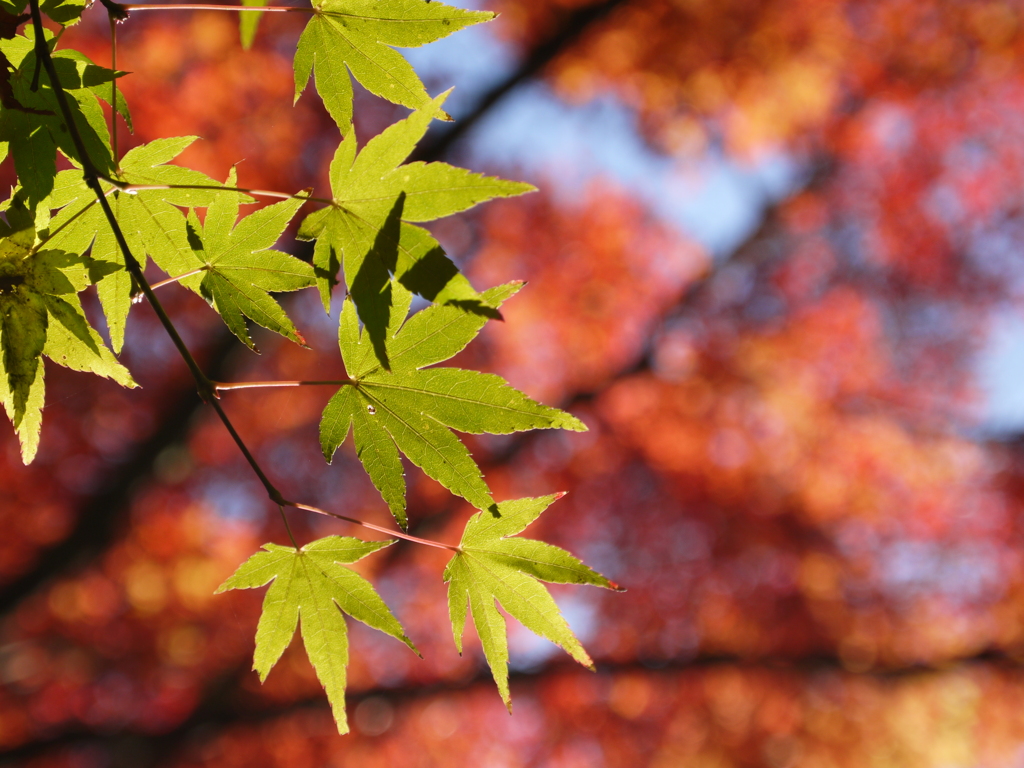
149 267 208 291
120 182 334 206
285 500 460 551
120 2 312 11
209 398 288 502
278 504 299 549
213 378 351 390
98 194 214 396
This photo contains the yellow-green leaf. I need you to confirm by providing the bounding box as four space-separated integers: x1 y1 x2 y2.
320 280 584 526
444 495 621 710
293 0 492 129
217 535 416 734
297 93 534 329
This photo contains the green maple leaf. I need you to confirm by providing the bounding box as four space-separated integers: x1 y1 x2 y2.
320 279 585 528
39 0 88 26
298 92 534 360
0 192 135 463
443 494 622 710
216 535 416 734
0 32 123 203
2 0 87 25
53 47 133 131
293 0 491 130
45 137 248 352
177 170 314 350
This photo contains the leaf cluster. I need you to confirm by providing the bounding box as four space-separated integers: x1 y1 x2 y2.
2 0 620 734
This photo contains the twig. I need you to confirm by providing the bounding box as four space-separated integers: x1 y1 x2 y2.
149 267 208 290
120 3 312 12
286 501 460 551
120 182 334 206
214 379 351 390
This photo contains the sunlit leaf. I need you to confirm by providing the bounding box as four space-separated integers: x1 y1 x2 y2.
320 279 584 527
293 0 491 129
297 92 534 356
216 535 416 734
0 33 122 203
0 194 134 463
179 173 313 350
444 494 620 709
46 137 249 351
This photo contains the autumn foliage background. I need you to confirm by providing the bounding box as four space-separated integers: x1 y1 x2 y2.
4 0 1024 765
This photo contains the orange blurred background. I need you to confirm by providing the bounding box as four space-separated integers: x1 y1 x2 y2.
6 1 1024 765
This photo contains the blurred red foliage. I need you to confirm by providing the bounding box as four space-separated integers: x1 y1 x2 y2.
5 1 1024 765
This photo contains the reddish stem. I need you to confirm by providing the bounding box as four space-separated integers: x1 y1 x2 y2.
286 501 460 551
214 379 352 390
121 3 312 11
150 267 208 291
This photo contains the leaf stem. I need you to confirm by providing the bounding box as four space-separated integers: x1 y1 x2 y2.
279 503 300 549
119 182 334 207
285 501 459 551
120 3 313 12
213 379 352 390
109 12 118 164
149 267 208 290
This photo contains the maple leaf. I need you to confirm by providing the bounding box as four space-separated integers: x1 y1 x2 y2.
2 0 87 26
0 191 134 463
320 279 585 528
45 137 248 352
298 92 533 360
177 171 314 350
0 32 123 203
216 535 417 734
53 47 132 130
293 0 492 130
39 0 89 25
444 494 621 710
